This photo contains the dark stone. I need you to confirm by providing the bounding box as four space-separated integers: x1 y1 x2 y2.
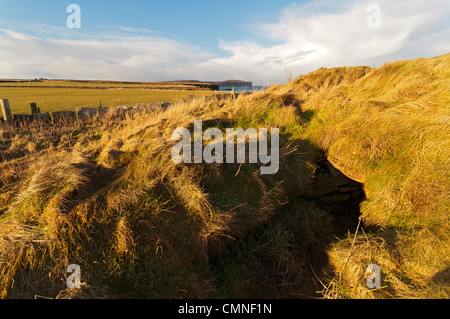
77 107 98 120
52 111 77 124
97 106 110 117
30 103 38 114
32 112 51 123
317 193 351 204
13 114 32 124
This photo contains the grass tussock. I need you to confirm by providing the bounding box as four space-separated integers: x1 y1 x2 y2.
0 53 449 299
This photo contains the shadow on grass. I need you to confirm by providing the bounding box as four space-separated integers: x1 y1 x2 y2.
197 124 365 298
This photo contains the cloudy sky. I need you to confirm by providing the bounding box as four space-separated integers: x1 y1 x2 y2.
0 0 449 85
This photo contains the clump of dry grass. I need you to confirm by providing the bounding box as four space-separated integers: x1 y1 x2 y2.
112 217 135 259
1 91 305 298
0 152 93 298
324 229 449 299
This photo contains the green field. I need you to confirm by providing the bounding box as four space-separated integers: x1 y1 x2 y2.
0 80 206 89
0 87 221 114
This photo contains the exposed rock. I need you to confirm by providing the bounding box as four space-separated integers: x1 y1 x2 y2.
313 159 365 204
317 193 351 204
77 107 98 120
52 111 77 124
97 106 111 117
327 155 365 183
13 114 32 124
32 112 51 123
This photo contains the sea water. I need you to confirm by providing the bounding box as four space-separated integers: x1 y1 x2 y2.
219 85 269 93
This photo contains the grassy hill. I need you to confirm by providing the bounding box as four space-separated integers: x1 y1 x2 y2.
0 53 448 299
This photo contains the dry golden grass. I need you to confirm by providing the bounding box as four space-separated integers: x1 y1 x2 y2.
289 54 450 299
0 54 448 299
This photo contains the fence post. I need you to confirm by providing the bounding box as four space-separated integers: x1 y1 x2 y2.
1 99 13 123
30 102 38 114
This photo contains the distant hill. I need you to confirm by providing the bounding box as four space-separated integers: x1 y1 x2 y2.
173 79 253 87
213 80 253 87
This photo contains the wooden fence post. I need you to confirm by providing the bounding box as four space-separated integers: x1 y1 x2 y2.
1 99 13 123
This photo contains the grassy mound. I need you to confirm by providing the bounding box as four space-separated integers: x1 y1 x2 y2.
273 53 450 298
0 53 448 299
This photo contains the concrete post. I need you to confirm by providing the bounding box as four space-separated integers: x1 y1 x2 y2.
1 99 13 123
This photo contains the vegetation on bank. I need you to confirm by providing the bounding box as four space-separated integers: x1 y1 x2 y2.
0 53 448 299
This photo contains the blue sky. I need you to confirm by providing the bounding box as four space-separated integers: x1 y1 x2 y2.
0 0 449 84
0 1 292 50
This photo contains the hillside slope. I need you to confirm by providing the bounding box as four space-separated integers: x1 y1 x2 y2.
0 53 448 299
275 54 450 298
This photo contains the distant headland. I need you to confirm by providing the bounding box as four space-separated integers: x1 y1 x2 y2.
172 79 253 88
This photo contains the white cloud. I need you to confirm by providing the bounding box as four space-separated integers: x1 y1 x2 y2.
204 0 450 84
0 0 448 84
0 28 214 81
